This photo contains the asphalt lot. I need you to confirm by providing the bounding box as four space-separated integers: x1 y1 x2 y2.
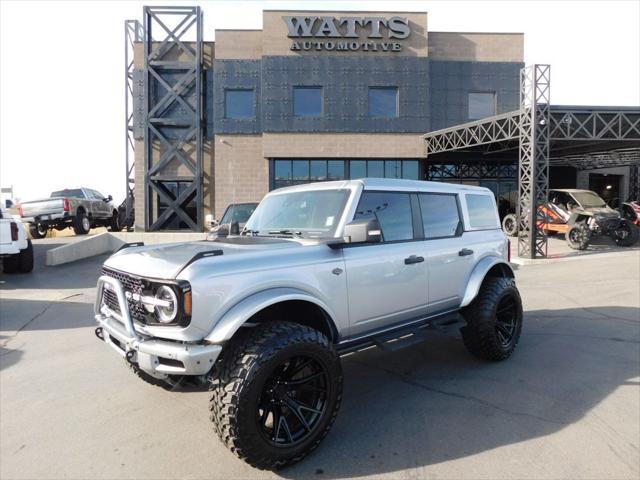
1 240 639 479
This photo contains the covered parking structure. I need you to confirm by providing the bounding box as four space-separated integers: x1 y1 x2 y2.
423 65 640 259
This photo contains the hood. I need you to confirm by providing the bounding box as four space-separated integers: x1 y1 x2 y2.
103 237 303 280
582 206 619 218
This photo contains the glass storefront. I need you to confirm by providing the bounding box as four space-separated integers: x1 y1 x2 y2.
271 159 421 190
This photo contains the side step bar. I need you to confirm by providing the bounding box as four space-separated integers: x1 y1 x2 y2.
336 312 466 356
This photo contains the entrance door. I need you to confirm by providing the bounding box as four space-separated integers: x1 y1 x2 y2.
589 174 623 208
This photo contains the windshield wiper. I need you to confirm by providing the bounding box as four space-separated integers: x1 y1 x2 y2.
240 228 260 236
268 229 303 237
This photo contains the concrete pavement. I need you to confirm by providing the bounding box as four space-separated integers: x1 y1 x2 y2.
1 240 639 479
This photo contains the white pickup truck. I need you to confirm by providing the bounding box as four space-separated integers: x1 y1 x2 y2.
0 206 34 273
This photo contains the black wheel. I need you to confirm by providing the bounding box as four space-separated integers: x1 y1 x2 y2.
566 223 591 250
17 240 34 273
2 255 19 274
29 223 47 239
73 212 91 235
610 219 639 247
461 276 523 361
108 211 122 232
501 213 518 237
210 321 342 470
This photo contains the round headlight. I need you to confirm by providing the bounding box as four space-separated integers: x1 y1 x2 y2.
155 285 178 324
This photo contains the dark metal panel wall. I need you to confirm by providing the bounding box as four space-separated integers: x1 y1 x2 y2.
213 60 262 134
429 60 522 131
260 56 430 133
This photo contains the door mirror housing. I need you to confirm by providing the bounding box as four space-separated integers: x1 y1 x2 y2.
104 195 113 202
329 218 382 249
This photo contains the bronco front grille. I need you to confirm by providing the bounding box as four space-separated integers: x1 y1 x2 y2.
101 267 148 323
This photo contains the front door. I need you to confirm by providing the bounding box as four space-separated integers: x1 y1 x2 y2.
343 191 428 337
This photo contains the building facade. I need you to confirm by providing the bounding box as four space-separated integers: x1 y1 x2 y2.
133 10 525 230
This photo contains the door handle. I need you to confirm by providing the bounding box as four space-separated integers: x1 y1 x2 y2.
404 255 425 265
458 248 474 257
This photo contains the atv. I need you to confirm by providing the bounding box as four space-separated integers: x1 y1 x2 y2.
502 189 639 250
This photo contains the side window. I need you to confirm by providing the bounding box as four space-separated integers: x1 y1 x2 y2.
466 194 499 229
354 191 413 242
419 193 460 239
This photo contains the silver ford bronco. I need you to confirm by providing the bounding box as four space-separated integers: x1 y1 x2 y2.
94 178 522 469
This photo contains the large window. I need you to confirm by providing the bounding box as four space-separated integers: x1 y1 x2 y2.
355 191 413 242
224 89 254 119
272 159 420 190
466 194 499 229
468 92 496 120
368 87 398 117
293 87 323 117
419 194 461 239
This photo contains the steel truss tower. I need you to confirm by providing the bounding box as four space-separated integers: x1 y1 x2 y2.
124 20 143 229
518 65 550 259
143 6 203 231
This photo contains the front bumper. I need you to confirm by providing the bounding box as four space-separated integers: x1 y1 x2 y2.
94 275 221 379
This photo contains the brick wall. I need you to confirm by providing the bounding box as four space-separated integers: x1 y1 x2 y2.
214 135 268 218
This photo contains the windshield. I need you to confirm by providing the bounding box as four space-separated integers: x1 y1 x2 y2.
220 203 257 224
51 189 84 199
244 189 350 237
572 191 607 208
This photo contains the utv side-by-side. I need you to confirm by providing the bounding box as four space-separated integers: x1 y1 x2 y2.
501 189 638 250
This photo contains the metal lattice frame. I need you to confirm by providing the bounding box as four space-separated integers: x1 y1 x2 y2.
630 164 640 200
549 148 640 169
518 65 550 259
424 111 521 154
549 109 640 140
144 6 203 231
426 162 517 181
124 20 143 228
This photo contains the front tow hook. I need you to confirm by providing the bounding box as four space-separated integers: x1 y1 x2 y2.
95 327 104 341
125 350 137 365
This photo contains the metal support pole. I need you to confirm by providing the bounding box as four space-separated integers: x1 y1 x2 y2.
124 20 142 230
630 164 640 201
518 64 550 259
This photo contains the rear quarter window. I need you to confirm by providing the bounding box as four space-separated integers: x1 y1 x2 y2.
465 194 499 229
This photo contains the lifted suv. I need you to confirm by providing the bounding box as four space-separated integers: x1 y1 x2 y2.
94 179 522 469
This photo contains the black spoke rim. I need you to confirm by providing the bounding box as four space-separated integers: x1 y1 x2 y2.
495 294 518 347
257 355 328 447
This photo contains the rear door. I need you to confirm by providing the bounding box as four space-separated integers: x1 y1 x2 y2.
342 190 428 337
417 192 475 313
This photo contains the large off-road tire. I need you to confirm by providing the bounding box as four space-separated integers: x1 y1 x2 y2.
73 211 91 235
127 361 185 390
17 240 34 273
108 211 122 232
210 321 343 470
501 213 518 237
2 255 19 274
566 223 591 250
461 276 523 361
29 223 47 239
610 219 639 247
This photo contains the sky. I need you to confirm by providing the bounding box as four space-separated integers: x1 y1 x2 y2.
1 0 639 203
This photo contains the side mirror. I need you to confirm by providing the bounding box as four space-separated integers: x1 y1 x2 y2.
5 199 13 208
329 218 382 249
104 195 113 202
229 221 240 235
